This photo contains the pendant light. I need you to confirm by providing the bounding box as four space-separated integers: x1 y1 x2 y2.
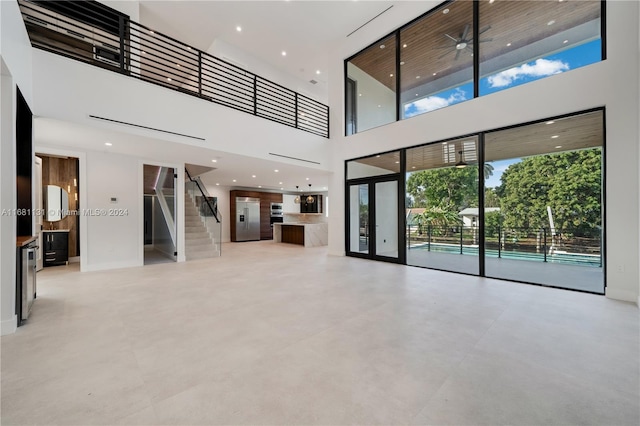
306 184 315 204
455 150 467 168
294 186 301 204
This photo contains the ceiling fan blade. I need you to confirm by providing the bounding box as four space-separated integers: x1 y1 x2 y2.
455 49 461 61
461 24 470 41
479 38 493 43
438 50 452 59
444 33 458 42
479 25 492 35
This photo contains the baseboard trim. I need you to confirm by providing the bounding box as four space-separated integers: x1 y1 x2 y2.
605 287 639 304
1 316 17 335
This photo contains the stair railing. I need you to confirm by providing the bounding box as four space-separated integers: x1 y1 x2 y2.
185 169 222 257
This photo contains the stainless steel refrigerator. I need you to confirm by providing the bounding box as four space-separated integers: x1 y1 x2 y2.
235 197 260 241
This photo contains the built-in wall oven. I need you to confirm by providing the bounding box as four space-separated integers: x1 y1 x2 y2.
270 203 284 236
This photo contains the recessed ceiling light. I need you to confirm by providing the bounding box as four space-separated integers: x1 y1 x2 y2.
142 51 146 55
433 72 437 76
358 93 362 97
376 155 381 158
252 175 256 178
546 120 555 125
167 78 172 82
415 94 419 97
563 40 569 44
377 105 381 108
281 51 287 56
150 30 155 34
274 169 279 172
216 183 219 186
442 142 447 145
380 44 385 49
316 70 321 75
176 63 181 68
506 43 512 47
236 26 242 32
400 61 405 65
104 142 112 146
416 75 420 79
187 47 191 50
280 187 284 190
232 179 237 182
395 161 400 164
403 43 407 48
412 166 416 169
442 8 449 14
211 159 217 163
555 145 563 149
547 20 555 26
389 73 394 77
258 185 262 188
551 135 559 139
306 177 310 180
279 182 283 185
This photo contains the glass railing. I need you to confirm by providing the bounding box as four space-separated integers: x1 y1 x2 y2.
18 0 329 138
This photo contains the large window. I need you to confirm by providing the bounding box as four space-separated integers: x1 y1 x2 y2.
346 34 397 134
483 111 604 292
405 137 480 274
400 1 474 119
479 0 602 95
345 109 605 294
345 0 603 135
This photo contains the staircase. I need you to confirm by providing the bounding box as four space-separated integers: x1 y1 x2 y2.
185 191 220 260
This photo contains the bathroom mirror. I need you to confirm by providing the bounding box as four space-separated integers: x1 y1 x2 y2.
45 185 69 221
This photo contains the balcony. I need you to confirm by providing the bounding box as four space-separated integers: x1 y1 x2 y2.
18 0 329 138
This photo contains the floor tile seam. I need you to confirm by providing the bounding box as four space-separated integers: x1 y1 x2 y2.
466 339 640 402
261 299 397 360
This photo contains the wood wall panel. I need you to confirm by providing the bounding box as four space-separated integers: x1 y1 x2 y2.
40 155 79 257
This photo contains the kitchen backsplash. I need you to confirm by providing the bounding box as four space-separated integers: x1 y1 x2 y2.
283 213 328 224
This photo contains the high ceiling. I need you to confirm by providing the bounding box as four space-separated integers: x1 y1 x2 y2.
138 0 395 92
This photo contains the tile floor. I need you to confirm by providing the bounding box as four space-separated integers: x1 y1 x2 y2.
2 241 638 425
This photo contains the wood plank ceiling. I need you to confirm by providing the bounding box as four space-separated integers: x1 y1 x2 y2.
352 110 602 172
349 0 600 93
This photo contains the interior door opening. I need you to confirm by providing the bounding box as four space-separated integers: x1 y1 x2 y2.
143 165 177 265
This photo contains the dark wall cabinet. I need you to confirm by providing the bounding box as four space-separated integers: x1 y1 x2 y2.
43 231 69 266
300 194 323 214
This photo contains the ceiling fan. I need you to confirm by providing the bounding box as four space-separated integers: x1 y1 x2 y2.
438 24 493 60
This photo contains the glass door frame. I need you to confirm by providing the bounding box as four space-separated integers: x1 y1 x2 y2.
345 173 406 264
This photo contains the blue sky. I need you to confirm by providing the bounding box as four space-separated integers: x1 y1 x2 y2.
404 39 601 184
404 39 601 118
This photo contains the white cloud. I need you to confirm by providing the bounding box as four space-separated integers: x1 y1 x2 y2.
488 58 570 88
406 88 467 115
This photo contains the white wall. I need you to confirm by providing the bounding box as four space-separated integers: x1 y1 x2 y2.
0 0 34 335
100 1 139 21
328 1 640 303
31 50 331 173
83 151 141 271
200 184 231 243
347 63 396 133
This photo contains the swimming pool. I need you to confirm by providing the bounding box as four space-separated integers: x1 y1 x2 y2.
409 243 602 267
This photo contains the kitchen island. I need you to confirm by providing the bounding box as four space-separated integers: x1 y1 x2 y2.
273 222 328 247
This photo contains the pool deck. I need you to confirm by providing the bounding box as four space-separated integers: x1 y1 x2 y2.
407 250 604 293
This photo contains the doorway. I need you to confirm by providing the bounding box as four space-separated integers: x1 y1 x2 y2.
143 165 177 265
346 177 403 263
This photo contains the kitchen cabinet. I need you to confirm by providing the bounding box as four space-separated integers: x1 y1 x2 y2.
43 230 69 266
300 194 323 214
